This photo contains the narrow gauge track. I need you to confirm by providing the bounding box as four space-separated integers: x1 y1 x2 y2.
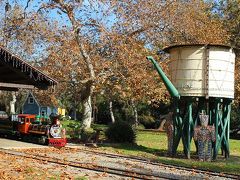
0 148 169 180
66 146 240 180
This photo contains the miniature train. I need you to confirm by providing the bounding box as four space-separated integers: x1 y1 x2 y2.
0 114 66 147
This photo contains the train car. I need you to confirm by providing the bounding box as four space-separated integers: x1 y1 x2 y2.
0 114 66 147
0 118 18 135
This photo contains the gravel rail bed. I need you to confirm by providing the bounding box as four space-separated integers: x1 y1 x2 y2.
0 148 169 179
65 145 240 179
2 145 239 179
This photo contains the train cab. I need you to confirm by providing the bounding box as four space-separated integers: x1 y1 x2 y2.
18 114 36 134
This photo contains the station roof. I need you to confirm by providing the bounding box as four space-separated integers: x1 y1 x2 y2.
0 46 57 91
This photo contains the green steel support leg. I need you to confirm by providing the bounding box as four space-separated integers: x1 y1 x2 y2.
182 98 193 159
172 99 182 156
213 98 220 160
220 100 226 157
226 100 231 158
212 98 231 159
221 99 231 158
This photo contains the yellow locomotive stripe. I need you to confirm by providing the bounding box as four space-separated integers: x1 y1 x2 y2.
28 130 46 135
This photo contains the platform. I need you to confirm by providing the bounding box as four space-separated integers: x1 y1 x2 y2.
0 138 47 149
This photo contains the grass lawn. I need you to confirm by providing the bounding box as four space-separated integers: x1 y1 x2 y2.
99 131 240 175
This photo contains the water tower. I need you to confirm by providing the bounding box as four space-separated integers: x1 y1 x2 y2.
148 44 235 159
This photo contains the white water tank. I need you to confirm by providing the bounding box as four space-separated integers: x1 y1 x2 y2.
164 44 235 98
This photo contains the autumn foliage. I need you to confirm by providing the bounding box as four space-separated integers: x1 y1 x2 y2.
0 0 240 126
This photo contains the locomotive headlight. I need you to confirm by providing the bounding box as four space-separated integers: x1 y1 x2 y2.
50 125 61 138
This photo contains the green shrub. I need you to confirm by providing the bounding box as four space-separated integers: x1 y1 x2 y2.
136 124 145 130
231 104 240 130
67 122 82 139
67 122 81 129
80 128 96 142
68 123 96 142
60 115 72 121
138 114 155 129
105 121 136 143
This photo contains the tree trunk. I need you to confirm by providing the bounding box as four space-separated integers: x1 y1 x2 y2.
82 95 92 129
92 95 97 123
131 100 138 127
73 107 77 120
57 4 96 129
109 101 115 123
134 107 138 127
74 23 95 130
158 119 166 131
10 93 16 114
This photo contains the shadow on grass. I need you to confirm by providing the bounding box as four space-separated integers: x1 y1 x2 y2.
98 142 196 159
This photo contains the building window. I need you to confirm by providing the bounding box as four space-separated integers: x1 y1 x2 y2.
41 110 46 116
28 97 34 104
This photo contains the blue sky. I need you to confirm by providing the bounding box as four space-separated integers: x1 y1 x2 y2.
3 0 116 29
1 0 117 61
